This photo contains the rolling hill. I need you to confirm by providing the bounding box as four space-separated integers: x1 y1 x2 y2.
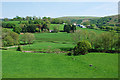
58 15 118 27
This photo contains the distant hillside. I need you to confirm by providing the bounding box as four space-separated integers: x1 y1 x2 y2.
58 15 118 26
58 16 100 24
100 15 118 24
90 15 118 27
58 16 100 20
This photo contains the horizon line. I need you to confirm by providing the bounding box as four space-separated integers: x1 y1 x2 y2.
1 14 118 19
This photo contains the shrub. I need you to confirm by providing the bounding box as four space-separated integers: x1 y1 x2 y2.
36 28 40 32
73 40 92 55
20 33 35 45
116 27 120 33
13 26 22 34
2 22 7 28
71 25 76 32
16 45 22 51
27 24 36 33
6 23 15 28
4 36 14 46
114 36 120 51
64 24 71 33
106 27 111 31
52 26 59 33
93 31 118 51
90 24 96 29
67 52 73 56
2 28 19 47
71 30 90 44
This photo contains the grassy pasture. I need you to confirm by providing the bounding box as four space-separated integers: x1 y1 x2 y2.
49 24 64 30
10 32 74 51
2 22 118 78
9 28 105 52
22 28 104 51
2 50 118 78
4 21 20 27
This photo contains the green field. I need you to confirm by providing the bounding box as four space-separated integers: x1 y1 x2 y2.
9 28 105 52
2 3 119 79
3 30 118 78
2 22 118 78
4 21 20 27
2 50 118 78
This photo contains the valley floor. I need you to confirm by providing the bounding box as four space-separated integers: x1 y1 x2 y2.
2 50 118 78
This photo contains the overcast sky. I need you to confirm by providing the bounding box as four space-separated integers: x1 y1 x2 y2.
2 2 118 18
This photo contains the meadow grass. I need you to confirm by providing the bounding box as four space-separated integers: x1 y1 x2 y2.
2 22 117 78
9 28 105 51
20 28 104 51
2 50 118 78
4 21 20 27
11 32 74 51
49 24 64 30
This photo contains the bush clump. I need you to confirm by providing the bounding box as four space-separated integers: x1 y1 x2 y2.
16 45 22 51
73 40 92 55
67 52 73 56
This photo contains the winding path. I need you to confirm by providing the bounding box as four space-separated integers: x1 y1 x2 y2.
5 45 27 48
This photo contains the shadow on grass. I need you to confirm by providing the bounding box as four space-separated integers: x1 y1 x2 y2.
59 47 73 51
88 49 120 53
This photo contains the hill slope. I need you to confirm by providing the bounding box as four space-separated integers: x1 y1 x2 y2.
58 15 118 25
58 16 100 24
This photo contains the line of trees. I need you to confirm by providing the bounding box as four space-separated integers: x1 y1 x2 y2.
2 16 71 34
2 20 50 34
2 22 15 28
4 16 66 24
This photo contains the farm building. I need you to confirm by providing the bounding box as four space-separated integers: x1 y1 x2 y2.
73 23 77 26
77 24 86 28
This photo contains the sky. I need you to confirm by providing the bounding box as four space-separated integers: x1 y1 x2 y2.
2 2 118 18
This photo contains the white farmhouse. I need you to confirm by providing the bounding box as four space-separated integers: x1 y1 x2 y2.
73 23 77 26
63 23 66 25
80 25 86 28
77 24 86 28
